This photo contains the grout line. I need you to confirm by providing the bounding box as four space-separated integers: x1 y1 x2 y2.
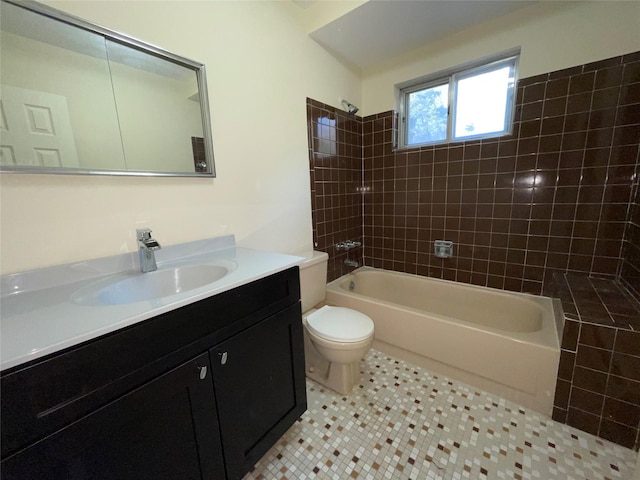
597 327 616 438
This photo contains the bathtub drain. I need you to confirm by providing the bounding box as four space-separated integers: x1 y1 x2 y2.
349 281 355 291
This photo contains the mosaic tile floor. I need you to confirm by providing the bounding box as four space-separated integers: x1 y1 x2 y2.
243 349 636 480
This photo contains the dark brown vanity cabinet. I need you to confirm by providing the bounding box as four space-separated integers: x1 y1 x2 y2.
1 267 307 480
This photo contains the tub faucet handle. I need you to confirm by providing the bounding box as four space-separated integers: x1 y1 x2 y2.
434 240 453 259
336 240 362 251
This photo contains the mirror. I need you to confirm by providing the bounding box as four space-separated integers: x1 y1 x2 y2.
0 0 215 177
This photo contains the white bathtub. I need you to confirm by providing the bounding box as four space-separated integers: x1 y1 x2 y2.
326 267 562 416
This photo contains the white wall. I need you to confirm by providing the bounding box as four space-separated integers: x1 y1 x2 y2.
361 1 640 116
0 0 361 274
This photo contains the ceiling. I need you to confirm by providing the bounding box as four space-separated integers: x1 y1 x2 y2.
307 1 536 70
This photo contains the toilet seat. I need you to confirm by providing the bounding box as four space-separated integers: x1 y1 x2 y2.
306 306 374 343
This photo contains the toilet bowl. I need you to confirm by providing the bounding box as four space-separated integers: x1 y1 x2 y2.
306 305 374 364
298 252 375 394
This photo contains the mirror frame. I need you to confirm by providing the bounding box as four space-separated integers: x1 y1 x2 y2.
0 0 216 177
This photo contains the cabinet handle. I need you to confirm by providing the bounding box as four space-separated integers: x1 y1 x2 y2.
219 351 228 365
197 365 207 380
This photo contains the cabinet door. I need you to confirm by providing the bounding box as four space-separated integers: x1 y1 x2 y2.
1 353 225 480
210 303 307 480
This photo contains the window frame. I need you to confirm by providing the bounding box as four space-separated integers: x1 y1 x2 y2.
397 50 520 149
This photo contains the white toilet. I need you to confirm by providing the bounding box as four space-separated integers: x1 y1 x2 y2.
299 251 374 395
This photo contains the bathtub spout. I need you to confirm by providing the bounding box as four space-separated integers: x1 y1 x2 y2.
344 259 358 268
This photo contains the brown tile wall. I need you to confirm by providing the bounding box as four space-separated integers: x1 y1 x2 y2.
307 98 363 281
362 52 640 295
621 182 640 299
547 273 640 450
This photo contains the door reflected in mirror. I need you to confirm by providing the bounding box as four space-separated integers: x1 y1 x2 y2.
0 0 215 177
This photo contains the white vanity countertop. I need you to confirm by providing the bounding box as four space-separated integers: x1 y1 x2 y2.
0 236 303 372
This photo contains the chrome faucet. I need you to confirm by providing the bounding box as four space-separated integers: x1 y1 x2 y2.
136 228 161 273
344 259 359 268
336 240 362 251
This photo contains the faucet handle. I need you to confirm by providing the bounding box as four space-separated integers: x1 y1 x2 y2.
136 228 161 250
136 228 152 241
336 240 362 251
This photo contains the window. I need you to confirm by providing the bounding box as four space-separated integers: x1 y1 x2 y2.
398 53 519 148
316 116 336 155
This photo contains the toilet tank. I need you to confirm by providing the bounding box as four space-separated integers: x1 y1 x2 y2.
298 251 328 313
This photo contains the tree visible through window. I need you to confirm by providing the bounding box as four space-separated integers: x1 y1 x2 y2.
407 84 448 145
399 53 518 148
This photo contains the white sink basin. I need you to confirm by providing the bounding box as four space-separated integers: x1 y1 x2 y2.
72 263 232 306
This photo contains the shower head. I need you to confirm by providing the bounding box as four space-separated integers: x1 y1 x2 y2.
340 98 359 115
